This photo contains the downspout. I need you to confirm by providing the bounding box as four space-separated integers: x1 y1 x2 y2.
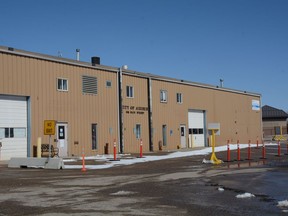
148 78 153 151
260 96 263 142
118 67 124 153
27 96 31 157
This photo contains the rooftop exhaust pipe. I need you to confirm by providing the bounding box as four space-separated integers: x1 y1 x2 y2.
76 49 80 61
220 79 224 88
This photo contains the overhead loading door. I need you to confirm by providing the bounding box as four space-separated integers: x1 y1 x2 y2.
188 110 205 147
0 96 27 160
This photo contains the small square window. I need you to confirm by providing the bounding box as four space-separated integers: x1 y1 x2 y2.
126 86 134 98
57 78 68 91
106 80 112 88
160 90 167 103
176 93 183 104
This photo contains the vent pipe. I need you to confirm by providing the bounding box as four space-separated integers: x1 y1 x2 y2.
220 79 224 88
91 56 101 65
76 49 80 61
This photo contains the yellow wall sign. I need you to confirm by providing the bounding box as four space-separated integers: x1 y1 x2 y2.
44 120 56 135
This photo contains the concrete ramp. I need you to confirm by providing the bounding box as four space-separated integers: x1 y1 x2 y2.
8 157 64 169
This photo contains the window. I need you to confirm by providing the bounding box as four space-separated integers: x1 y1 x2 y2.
126 86 134 98
92 124 98 150
176 93 183 104
106 80 112 88
160 90 167 103
191 128 204 135
57 78 68 91
4 128 14 138
14 128 26 138
0 128 26 138
135 124 141 139
58 126 65 140
82 75 97 95
275 126 281 135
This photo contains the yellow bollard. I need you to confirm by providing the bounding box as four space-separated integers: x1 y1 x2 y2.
37 137 41 158
210 129 222 164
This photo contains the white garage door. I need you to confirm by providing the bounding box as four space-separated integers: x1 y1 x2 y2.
188 110 205 147
0 96 27 160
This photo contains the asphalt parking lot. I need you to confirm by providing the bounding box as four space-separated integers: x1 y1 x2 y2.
0 143 288 216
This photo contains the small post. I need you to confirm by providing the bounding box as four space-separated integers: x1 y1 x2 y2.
260 142 266 159
140 139 143 158
277 140 281 157
48 135 52 159
113 139 117 161
37 137 42 158
256 137 259 148
247 140 251 160
226 140 231 162
237 140 241 161
81 147 86 172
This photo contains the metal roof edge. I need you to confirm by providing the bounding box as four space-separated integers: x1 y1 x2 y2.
122 69 261 97
0 46 119 73
0 45 261 98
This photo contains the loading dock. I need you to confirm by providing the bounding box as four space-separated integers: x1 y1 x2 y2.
188 110 206 148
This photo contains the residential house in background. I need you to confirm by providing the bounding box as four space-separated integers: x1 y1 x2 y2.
262 105 288 141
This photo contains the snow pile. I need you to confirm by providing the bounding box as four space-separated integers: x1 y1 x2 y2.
64 143 269 170
236 193 255 199
278 200 288 207
110 191 136 196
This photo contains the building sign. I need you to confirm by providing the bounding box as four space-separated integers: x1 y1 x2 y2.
252 100 260 111
123 105 148 115
44 120 56 135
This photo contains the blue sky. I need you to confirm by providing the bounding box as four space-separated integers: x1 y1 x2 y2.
1 0 288 111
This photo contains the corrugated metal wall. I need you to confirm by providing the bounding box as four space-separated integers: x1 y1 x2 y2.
151 80 262 150
0 49 262 157
122 74 149 153
0 52 118 157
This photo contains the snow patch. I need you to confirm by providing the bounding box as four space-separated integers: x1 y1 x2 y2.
218 187 225 192
236 193 255 198
110 191 136 196
63 159 77 162
202 159 213 164
278 200 288 207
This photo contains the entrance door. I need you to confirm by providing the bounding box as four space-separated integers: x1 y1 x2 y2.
57 123 68 157
162 125 167 147
180 125 186 148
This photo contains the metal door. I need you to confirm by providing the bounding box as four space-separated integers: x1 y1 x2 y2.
57 123 68 157
180 125 186 148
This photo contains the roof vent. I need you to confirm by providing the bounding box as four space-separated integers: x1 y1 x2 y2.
91 56 100 66
220 79 224 88
76 49 80 61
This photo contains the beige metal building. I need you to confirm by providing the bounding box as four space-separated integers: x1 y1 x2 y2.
0 46 262 160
